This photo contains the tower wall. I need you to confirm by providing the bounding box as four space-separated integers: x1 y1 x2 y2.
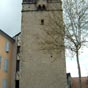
20 1 67 88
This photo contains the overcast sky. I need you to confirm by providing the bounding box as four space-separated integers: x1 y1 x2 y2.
0 0 88 77
66 47 88 77
0 0 22 37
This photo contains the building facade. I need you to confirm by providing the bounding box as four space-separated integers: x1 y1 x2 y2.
0 30 15 88
72 77 88 88
21 0 67 88
13 32 21 88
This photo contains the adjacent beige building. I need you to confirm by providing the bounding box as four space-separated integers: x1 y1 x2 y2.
21 0 67 88
0 30 15 88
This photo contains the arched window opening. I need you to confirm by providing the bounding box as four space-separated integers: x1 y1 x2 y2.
42 5 46 10
37 5 42 10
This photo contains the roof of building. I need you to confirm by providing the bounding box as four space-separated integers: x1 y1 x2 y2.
13 32 21 38
0 29 15 42
72 77 88 88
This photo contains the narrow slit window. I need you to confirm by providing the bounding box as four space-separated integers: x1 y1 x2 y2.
42 5 46 10
37 5 42 11
16 60 20 72
17 46 21 54
41 19 44 25
15 80 19 88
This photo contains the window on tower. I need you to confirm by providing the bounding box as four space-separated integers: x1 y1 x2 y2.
37 5 42 10
23 0 36 3
37 5 46 11
41 19 44 25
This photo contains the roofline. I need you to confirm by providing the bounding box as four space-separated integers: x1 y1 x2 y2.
0 29 15 42
13 32 21 38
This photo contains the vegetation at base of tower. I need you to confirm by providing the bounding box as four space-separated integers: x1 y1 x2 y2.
39 0 88 88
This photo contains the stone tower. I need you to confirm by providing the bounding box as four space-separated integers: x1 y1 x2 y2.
21 0 67 88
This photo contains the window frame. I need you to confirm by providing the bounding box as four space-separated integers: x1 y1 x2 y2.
5 41 10 53
2 79 7 88
4 59 8 72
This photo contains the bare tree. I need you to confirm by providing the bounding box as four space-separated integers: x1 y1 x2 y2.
63 0 88 88
39 0 88 88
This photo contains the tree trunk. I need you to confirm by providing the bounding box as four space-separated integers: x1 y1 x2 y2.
76 50 82 88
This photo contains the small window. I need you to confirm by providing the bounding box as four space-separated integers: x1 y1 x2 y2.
37 5 42 10
15 80 19 88
4 59 8 72
37 5 46 11
0 56 2 69
17 46 21 54
16 60 20 72
41 19 44 25
2 79 7 88
5 41 10 53
42 5 46 10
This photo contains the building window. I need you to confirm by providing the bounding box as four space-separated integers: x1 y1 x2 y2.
37 5 42 10
37 5 46 11
5 41 10 53
15 80 19 88
0 56 2 69
41 19 44 25
42 5 46 10
2 79 7 88
17 46 20 54
16 60 20 72
4 59 8 72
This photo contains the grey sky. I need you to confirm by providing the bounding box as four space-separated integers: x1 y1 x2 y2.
0 0 22 37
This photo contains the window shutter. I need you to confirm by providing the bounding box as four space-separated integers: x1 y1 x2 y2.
3 79 7 88
4 59 8 72
5 42 10 53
